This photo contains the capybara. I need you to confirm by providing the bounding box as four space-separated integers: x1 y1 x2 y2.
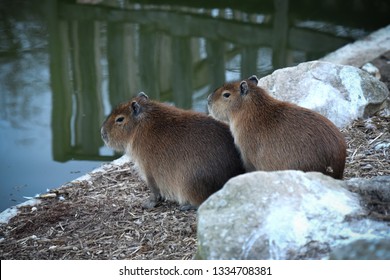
101 92 245 210
207 75 346 179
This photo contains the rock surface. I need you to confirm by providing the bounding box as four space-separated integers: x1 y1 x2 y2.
257 61 389 128
320 25 390 68
346 176 390 203
330 239 390 260
196 171 390 260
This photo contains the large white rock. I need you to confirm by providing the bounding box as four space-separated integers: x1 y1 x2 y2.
196 171 390 260
320 25 390 68
257 61 389 128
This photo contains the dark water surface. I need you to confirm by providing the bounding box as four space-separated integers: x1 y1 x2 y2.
0 0 389 211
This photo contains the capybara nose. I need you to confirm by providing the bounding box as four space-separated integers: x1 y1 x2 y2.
101 127 108 142
207 93 212 104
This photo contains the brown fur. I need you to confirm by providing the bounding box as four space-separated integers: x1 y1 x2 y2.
207 76 347 179
101 93 245 209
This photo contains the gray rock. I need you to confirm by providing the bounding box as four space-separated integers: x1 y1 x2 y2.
361 62 381 80
346 176 390 203
257 61 389 128
196 171 390 260
320 25 390 68
330 239 390 260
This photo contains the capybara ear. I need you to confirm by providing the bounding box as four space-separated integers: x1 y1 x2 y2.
137 92 149 100
131 101 142 116
248 75 258 85
240 80 249 96
131 92 148 116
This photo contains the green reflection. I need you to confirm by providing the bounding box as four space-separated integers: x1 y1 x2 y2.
41 0 387 162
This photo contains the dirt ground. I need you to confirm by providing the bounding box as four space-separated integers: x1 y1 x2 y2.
0 56 389 260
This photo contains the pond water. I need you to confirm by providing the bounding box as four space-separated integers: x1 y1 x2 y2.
0 0 389 212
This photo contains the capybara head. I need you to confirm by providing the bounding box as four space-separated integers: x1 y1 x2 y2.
207 75 259 123
101 92 149 152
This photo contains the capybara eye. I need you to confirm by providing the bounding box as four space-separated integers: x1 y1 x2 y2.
115 116 124 123
223 92 231 98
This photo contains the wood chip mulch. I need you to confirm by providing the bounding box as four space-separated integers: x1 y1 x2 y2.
342 113 390 179
0 164 197 260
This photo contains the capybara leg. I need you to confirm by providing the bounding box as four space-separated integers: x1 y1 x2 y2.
142 177 162 209
142 193 161 209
